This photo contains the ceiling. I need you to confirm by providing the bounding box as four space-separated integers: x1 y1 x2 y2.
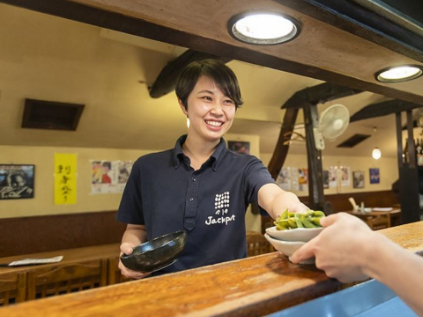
1 0 423 159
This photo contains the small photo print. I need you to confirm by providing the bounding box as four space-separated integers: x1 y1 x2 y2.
353 171 365 188
369 168 380 184
0 164 35 199
228 141 250 155
323 170 329 189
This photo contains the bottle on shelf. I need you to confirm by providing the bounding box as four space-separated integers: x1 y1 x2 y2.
403 139 409 163
418 138 423 166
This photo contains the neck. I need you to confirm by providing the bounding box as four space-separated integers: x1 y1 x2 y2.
182 135 220 169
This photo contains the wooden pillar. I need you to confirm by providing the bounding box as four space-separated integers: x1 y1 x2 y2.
396 111 420 224
303 103 325 211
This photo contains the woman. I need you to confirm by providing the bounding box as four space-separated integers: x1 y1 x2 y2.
117 59 308 279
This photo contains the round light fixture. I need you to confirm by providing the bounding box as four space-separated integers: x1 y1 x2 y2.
372 147 382 160
375 65 423 83
228 12 300 45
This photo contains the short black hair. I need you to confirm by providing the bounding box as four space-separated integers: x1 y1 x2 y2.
175 59 243 110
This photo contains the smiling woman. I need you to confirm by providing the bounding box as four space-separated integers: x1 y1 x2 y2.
116 59 308 279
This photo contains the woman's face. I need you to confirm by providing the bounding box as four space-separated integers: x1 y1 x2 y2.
179 76 236 143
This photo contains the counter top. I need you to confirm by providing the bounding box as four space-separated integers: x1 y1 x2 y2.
1 221 422 317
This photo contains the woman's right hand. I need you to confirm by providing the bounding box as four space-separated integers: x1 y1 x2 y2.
118 242 151 279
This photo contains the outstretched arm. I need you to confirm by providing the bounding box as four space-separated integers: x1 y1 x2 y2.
258 183 309 219
290 213 423 317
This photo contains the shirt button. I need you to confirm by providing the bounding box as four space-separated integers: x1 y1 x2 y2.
189 197 194 202
192 178 196 182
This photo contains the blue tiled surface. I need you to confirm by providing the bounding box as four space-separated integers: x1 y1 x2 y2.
266 279 417 317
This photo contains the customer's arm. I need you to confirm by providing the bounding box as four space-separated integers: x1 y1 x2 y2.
291 213 423 317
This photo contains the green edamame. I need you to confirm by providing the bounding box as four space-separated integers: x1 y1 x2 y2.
274 209 325 230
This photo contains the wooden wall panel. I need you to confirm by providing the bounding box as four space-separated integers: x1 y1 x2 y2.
0 190 398 258
0 211 126 258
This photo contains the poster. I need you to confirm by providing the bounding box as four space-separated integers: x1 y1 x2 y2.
353 171 365 188
298 168 308 192
0 164 35 199
91 160 133 194
369 168 380 184
340 166 350 187
54 153 77 204
323 170 329 189
328 166 338 188
228 141 250 155
276 167 291 191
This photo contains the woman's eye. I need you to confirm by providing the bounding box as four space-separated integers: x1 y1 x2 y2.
224 99 234 105
201 96 212 101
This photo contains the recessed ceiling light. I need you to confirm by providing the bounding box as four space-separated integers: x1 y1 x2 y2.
375 65 423 83
228 12 300 45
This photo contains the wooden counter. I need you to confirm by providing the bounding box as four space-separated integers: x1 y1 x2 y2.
1 222 423 317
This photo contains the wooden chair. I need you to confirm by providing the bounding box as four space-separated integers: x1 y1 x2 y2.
0 272 26 306
246 231 273 257
367 215 391 230
260 215 274 234
26 259 107 300
107 257 133 285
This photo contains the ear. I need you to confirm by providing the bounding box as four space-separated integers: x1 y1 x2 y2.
178 99 188 116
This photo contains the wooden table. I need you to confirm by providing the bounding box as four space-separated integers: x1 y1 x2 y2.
1 222 422 317
0 244 121 275
346 208 401 229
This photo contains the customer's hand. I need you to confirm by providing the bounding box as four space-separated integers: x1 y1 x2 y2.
118 242 151 279
290 212 374 283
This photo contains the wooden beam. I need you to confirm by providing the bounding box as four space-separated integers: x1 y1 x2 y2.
2 0 423 105
282 83 362 109
350 100 423 123
149 50 231 98
303 103 324 211
267 107 299 180
396 110 421 224
277 0 423 62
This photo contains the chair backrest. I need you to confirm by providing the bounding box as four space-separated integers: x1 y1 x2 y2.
26 259 107 300
107 257 132 285
260 216 274 234
0 272 26 306
367 215 391 230
246 231 273 257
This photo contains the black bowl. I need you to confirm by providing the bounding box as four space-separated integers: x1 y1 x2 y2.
120 230 187 272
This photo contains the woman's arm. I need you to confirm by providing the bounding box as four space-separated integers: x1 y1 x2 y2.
118 224 150 279
258 183 309 219
291 213 423 316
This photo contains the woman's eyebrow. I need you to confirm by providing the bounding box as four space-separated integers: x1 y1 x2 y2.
197 90 214 94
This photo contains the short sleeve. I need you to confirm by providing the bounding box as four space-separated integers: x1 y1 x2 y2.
243 156 275 205
116 159 145 225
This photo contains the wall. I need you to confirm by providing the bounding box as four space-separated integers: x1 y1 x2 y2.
0 145 152 218
0 134 263 233
261 152 399 198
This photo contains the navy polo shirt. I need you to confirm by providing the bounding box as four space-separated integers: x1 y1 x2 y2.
117 135 275 274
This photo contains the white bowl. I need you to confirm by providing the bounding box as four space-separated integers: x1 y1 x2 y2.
264 234 315 264
264 233 305 256
266 226 323 242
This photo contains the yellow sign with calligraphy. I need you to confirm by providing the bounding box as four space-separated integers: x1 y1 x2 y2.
54 153 77 204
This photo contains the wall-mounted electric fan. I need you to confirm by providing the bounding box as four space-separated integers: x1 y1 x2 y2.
314 104 350 150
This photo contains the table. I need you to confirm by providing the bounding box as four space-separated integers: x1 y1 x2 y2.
1 221 422 317
346 208 401 229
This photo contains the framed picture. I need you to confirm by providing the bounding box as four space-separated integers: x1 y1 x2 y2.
228 141 250 155
369 168 380 184
0 164 35 199
353 171 365 188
